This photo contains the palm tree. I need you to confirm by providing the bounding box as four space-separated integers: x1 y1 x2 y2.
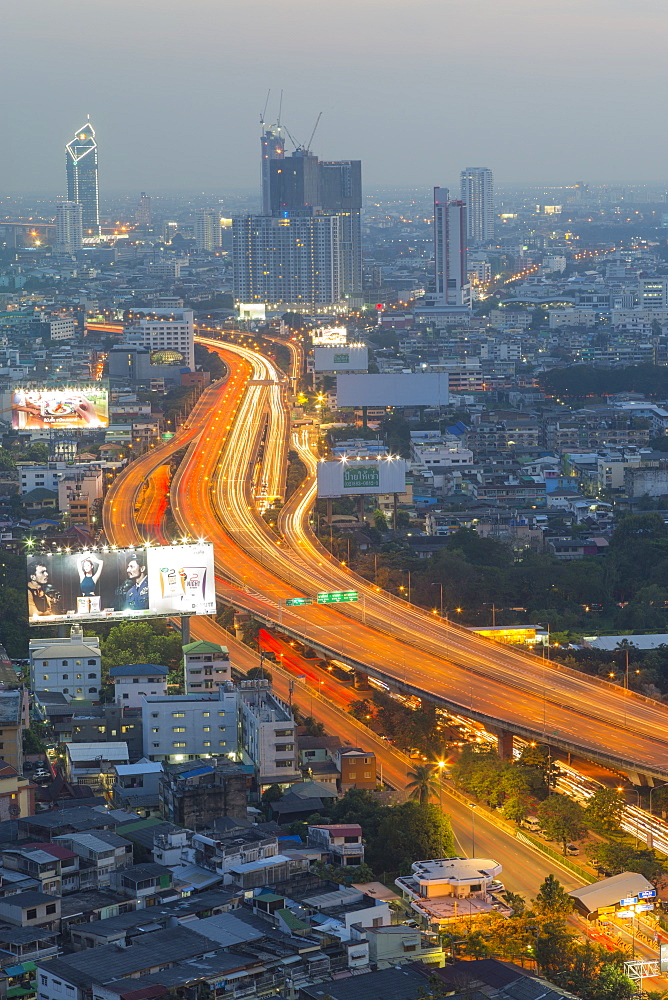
406 763 438 805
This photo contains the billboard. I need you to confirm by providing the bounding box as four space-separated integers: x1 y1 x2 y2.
314 345 368 373
12 386 109 431
26 542 216 625
336 373 449 408
312 326 347 346
317 457 407 498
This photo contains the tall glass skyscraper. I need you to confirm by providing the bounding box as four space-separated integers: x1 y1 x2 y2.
66 119 100 237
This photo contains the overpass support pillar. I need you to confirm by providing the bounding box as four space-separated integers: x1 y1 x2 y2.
354 671 371 690
495 728 514 761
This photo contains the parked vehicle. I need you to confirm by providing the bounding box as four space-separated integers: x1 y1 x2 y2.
524 815 541 832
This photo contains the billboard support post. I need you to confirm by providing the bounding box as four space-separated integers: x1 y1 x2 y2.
181 616 190 645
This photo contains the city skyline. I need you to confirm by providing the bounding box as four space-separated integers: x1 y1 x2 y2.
3 0 668 192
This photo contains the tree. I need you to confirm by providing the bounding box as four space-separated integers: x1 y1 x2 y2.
24 442 49 462
101 621 183 672
261 784 283 818
372 509 389 532
349 699 374 722
586 787 624 833
503 795 532 824
246 665 272 681
298 715 325 737
502 890 526 916
330 789 389 843
516 743 559 790
406 763 439 805
534 874 574 919
372 801 455 873
533 919 575 979
537 794 587 853
585 963 635 1000
0 448 16 472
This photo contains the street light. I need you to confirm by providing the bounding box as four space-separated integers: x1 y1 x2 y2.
469 802 477 857
435 760 447 810
431 582 443 617
649 781 668 818
618 786 642 847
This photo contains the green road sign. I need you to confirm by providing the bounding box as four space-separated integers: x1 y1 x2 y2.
317 591 359 604
285 598 312 606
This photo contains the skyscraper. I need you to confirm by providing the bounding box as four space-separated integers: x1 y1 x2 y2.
460 167 494 244
260 125 285 215
232 214 341 310
135 192 151 226
195 209 222 252
268 150 362 296
54 201 83 254
66 119 100 237
434 187 470 308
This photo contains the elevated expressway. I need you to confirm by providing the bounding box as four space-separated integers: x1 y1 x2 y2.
104 336 668 780
166 337 668 780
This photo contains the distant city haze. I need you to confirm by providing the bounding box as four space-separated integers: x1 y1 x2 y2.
2 0 668 193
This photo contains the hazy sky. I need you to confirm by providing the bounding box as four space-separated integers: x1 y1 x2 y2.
2 0 667 195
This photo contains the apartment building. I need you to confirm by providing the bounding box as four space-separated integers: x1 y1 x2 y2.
238 680 300 788
29 626 101 703
182 640 231 693
142 688 239 763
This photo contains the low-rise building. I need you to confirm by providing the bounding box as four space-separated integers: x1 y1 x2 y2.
159 758 250 827
29 626 101 703
54 831 134 889
0 890 60 930
333 748 377 791
0 759 35 819
109 664 168 708
112 759 163 815
183 640 231 693
307 825 365 866
142 687 239 763
239 680 300 787
569 871 656 921
0 691 26 778
65 741 129 792
2 843 79 896
395 856 505 927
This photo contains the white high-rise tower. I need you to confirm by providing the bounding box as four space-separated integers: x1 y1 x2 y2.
460 167 494 243
55 201 83 253
433 187 470 309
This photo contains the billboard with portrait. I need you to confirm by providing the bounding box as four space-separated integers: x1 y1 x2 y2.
12 386 109 431
26 542 216 625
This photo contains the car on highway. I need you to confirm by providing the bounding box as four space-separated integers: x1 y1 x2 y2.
488 880 505 893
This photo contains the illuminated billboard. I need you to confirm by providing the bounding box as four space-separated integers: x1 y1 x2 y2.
312 326 347 346
27 542 216 625
316 457 407 498
12 386 109 431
